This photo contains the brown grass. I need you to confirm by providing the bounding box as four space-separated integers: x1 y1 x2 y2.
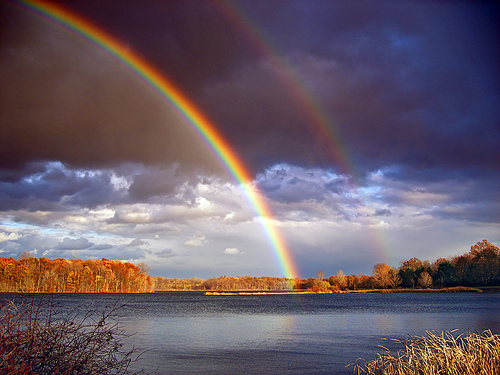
349 287 483 293
350 329 500 374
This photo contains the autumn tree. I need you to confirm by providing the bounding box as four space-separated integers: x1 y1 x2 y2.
401 257 423 270
334 270 347 290
470 239 500 257
467 242 500 286
399 257 429 288
417 272 433 288
373 263 392 288
0 256 152 293
388 269 402 288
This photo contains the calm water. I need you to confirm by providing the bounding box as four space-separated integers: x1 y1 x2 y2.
3 292 500 374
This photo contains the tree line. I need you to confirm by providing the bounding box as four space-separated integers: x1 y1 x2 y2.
152 239 500 292
153 275 291 291
0 239 498 293
0 253 152 293
367 239 500 290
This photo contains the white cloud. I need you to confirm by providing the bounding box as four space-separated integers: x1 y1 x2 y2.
224 247 243 255
0 232 20 242
109 207 152 224
184 232 206 247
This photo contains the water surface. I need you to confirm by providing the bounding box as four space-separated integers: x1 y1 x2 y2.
3 292 499 374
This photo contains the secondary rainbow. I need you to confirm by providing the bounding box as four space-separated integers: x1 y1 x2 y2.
17 0 300 279
216 1 357 179
217 1 390 263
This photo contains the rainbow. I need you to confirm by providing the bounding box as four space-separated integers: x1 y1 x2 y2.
16 0 300 279
216 2 389 264
215 1 357 179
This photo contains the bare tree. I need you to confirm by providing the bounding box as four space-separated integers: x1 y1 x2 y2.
418 272 433 289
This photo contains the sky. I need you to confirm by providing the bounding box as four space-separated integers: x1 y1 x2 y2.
0 0 499 279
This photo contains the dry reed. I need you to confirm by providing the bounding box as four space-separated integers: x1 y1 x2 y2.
351 329 500 375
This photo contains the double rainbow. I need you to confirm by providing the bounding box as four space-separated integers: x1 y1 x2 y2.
16 0 299 279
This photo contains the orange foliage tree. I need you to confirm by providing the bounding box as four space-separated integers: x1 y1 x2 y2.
0 255 152 293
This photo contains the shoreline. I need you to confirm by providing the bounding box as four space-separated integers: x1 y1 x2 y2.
204 286 488 295
1 286 495 295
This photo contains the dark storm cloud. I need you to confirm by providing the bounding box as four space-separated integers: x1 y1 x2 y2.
2 1 498 179
201 1 498 177
0 161 216 216
201 58 334 172
127 166 204 202
57 0 259 91
0 162 121 211
222 1 500 176
0 3 223 174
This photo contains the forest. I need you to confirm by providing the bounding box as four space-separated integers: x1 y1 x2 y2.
0 255 152 293
0 239 498 293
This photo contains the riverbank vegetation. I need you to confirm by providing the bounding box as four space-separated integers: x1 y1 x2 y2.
0 295 145 374
350 330 500 375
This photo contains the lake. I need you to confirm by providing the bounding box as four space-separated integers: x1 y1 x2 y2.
2 292 500 374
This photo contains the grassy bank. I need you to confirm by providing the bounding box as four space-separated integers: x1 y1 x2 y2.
204 291 315 295
204 286 484 295
347 286 484 293
350 330 500 374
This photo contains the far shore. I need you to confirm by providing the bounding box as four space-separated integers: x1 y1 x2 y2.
204 286 496 295
2 286 498 295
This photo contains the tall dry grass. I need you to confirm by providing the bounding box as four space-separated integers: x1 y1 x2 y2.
0 295 146 374
351 329 500 375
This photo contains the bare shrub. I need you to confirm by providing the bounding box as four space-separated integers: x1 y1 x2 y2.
0 295 146 374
